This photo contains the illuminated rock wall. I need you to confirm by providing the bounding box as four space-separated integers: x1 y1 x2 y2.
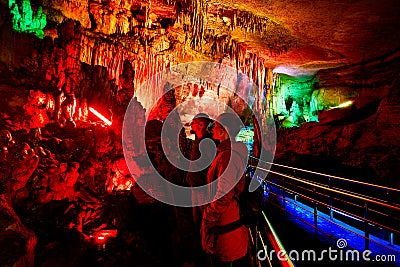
0 0 399 265
275 50 400 185
0 0 399 200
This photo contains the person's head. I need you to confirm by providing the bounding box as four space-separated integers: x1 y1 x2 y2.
211 113 243 142
190 113 213 139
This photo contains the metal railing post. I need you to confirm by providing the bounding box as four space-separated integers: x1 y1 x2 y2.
364 202 369 250
313 187 318 233
329 177 333 220
293 170 297 202
282 176 286 207
254 225 259 267
386 190 394 246
248 160 400 255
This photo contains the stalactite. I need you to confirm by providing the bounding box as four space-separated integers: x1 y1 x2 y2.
78 31 181 94
176 0 296 65
260 64 265 111
187 0 207 52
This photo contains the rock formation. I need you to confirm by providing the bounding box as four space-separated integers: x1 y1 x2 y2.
0 0 399 265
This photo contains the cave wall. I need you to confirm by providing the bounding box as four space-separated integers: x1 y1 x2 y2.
274 50 400 187
0 0 399 265
0 0 286 112
0 0 399 186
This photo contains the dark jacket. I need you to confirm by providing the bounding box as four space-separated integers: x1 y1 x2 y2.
201 139 249 262
186 133 216 187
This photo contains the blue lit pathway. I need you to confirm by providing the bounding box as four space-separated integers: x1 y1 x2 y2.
264 193 400 267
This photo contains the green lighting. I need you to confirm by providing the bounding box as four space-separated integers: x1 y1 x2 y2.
272 74 319 128
271 73 357 128
8 0 47 39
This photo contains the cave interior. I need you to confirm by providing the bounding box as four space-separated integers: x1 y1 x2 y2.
0 0 400 266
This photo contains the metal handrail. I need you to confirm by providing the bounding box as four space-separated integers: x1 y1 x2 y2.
249 156 400 193
285 177 393 205
246 158 400 259
249 228 268 267
251 165 400 211
273 172 399 220
255 229 273 267
248 206 295 266
246 161 400 265
267 191 400 255
260 211 295 267
263 178 400 235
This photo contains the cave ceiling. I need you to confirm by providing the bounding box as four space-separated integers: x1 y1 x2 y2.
0 0 399 78
213 0 400 71
31 0 400 75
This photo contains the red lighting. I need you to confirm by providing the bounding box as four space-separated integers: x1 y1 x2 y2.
89 107 112 126
94 229 117 243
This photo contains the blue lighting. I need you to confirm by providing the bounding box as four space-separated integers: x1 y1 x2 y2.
276 194 400 264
